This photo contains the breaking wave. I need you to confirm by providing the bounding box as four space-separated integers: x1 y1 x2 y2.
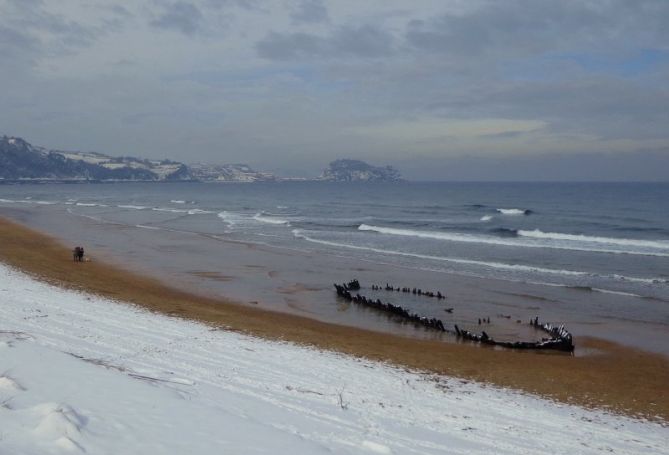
253 213 290 225
497 208 532 215
517 229 669 250
357 224 669 257
293 229 663 284
152 207 189 214
217 211 241 225
75 202 107 207
0 198 57 205
135 224 161 230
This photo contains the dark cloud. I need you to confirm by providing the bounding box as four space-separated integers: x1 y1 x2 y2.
0 24 39 71
0 1 115 72
291 0 329 24
256 24 394 60
406 0 669 58
150 1 203 35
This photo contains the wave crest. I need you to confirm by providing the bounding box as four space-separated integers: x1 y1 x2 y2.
358 224 669 256
518 229 669 250
253 213 290 225
496 208 532 215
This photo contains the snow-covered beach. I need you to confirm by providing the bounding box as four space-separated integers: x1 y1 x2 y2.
1 263 666 454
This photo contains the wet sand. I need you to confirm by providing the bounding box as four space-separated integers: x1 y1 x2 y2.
6 203 668 356
1 216 668 422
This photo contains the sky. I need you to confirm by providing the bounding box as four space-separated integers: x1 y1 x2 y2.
1 0 668 180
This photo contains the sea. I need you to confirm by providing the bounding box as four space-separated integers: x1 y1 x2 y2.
2 181 668 354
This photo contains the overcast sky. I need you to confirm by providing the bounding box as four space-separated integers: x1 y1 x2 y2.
1 0 668 180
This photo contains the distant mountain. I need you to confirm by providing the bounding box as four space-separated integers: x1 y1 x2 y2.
319 159 401 182
188 163 276 182
0 136 275 183
0 136 189 182
1 136 403 183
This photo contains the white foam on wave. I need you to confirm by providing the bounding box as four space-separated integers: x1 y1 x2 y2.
358 224 669 257
480 215 493 222
76 202 108 207
359 224 492 243
187 209 214 215
591 288 645 298
67 208 103 223
612 274 668 285
497 208 529 215
518 229 669 250
294 229 666 286
0 198 55 205
217 211 244 226
253 213 290 225
118 205 148 210
152 207 189 214
294 230 588 276
136 224 161 230
170 200 186 204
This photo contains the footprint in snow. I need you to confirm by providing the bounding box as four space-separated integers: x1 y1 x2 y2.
0 374 26 392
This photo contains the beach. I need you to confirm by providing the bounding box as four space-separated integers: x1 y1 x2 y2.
2 182 668 356
4 1 668 451
3 260 667 454
1 215 668 422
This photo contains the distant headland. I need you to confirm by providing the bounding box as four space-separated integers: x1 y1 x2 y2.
0 136 401 183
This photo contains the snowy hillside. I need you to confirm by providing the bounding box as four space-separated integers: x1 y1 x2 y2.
0 136 185 181
0 136 274 182
57 151 190 180
0 263 666 454
188 162 276 182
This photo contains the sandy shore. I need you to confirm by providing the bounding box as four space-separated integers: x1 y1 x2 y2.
1 216 668 421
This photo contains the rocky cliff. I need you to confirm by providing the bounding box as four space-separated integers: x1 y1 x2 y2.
319 159 401 182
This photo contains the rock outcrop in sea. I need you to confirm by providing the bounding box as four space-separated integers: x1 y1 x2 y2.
319 159 401 182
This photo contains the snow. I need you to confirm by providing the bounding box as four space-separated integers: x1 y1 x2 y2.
0 263 666 454
58 152 109 165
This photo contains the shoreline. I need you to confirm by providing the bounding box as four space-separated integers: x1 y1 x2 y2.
1 216 668 422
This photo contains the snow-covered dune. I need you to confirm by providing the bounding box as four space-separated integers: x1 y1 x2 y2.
0 263 666 454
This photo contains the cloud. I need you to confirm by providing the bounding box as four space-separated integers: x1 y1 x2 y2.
1 0 668 180
256 24 394 60
406 0 669 59
150 1 204 35
0 0 119 74
347 117 547 144
291 0 329 24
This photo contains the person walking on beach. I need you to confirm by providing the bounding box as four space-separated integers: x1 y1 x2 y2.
73 246 85 262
